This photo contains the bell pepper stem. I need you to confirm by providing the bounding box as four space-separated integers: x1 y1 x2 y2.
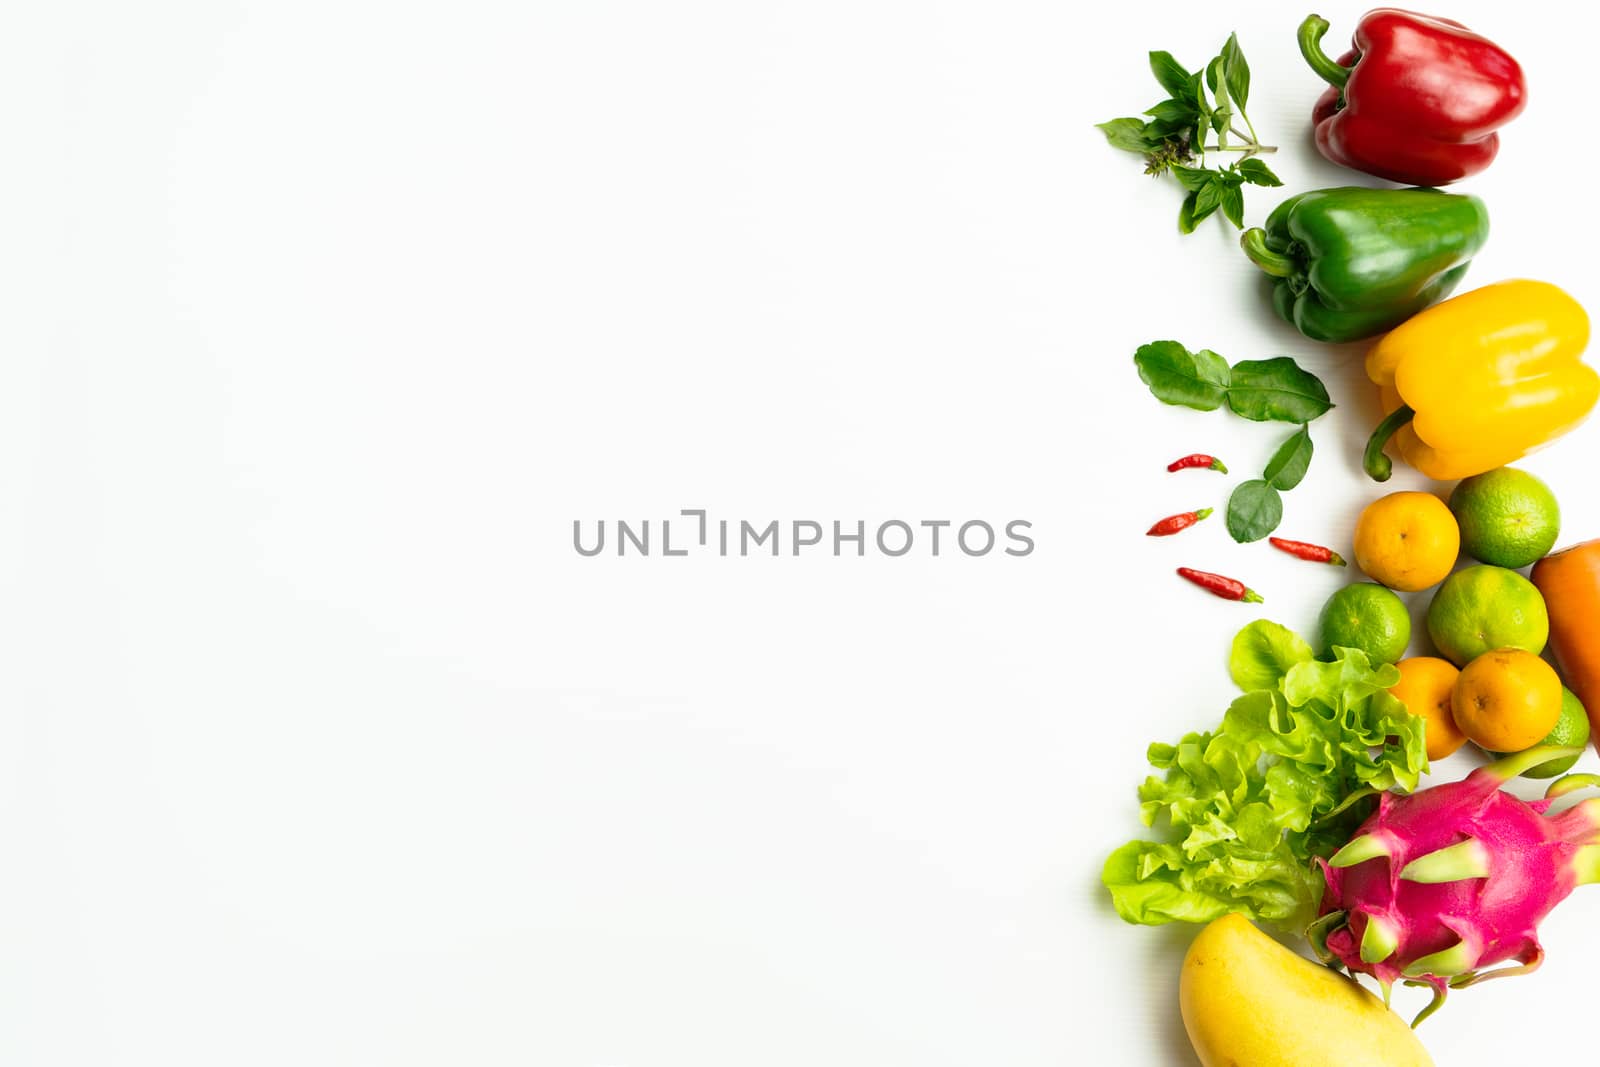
1239 228 1296 278
1298 15 1352 91
1362 405 1414 482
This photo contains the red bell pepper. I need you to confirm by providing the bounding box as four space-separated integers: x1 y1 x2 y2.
1297 10 1527 187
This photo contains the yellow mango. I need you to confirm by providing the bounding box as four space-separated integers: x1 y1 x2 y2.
1179 914 1432 1067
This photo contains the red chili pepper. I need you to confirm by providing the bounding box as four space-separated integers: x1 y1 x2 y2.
1297 12 1526 187
1167 453 1227 474
1147 508 1212 537
1177 567 1263 604
1269 537 1347 567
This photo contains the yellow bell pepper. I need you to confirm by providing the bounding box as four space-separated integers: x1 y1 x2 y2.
1364 279 1598 481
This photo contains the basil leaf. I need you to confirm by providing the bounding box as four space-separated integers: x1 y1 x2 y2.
1193 178 1224 219
1237 158 1282 187
1143 118 1189 143
1145 98 1197 124
1222 33 1250 110
1188 73 1210 119
1097 118 1155 154
1226 357 1333 423
1220 183 1245 229
1207 54 1231 142
1170 165 1213 193
1177 191 1199 234
1205 76 1229 140
1264 426 1313 490
1149 51 1191 98
1227 480 1283 543
1188 197 1221 228
1207 56 1230 121
1134 341 1230 410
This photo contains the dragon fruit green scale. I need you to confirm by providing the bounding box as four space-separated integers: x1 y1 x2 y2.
1313 747 1600 1021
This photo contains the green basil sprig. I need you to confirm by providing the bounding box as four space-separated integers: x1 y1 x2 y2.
1097 34 1282 234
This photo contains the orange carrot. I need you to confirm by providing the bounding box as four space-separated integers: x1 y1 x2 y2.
1531 539 1600 757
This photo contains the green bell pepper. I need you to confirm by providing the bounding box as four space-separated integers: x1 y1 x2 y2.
1239 186 1489 344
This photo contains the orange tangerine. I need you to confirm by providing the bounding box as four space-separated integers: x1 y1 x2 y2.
1452 648 1563 752
1389 656 1467 761
1352 491 1460 592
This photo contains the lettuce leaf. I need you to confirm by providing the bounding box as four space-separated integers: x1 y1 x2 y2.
1228 619 1312 692
1103 626 1426 930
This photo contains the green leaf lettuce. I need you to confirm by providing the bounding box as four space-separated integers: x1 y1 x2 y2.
1102 626 1426 930
1228 619 1312 692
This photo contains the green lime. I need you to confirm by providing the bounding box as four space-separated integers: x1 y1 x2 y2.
1490 686 1590 778
1426 565 1549 666
1449 467 1561 569
1318 582 1411 664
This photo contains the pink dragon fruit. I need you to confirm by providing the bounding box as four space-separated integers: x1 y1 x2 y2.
1311 747 1600 1024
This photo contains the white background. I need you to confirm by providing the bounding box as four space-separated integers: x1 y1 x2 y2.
7 1 1600 1063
